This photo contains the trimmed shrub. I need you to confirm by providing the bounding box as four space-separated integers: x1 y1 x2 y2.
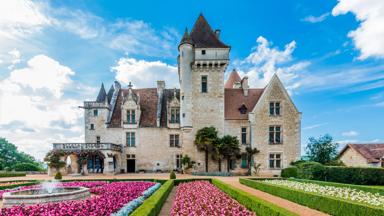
323 166 384 185
213 179 297 216
54 172 62 180
0 172 26 178
296 162 325 180
192 171 232 176
131 180 174 216
170 171 176 179
240 178 384 216
0 180 39 190
12 163 41 171
281 167 298 178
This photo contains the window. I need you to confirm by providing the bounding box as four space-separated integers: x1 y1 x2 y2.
96 136 100 144
90 124 94 130
170 108 180 123
269 153 282 169
241 127 247 145
126 110 136 124
201 76 208 93
202 50 206 55
269 102 281 116
239 104 247 114
241 153 248 168
127 154 135 159
93 109 98 117
176 154 182 169
170 134 180 147
269 126 282 144
126 132 136 147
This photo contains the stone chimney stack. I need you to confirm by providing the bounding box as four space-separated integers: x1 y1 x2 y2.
156 81 165 127
215 29 221 38
241 76 249 96
157 81 165 95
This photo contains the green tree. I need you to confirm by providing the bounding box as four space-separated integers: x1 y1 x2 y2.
194 127 219 172
306 134 339 164
0 137 40 170
44 150 66 172
220 135 240 172
245 147 260 175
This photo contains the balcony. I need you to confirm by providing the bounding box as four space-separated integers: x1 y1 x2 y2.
53 143 122 152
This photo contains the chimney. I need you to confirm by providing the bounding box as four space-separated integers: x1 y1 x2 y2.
241 76 249 96
157 80 165 95
215 29 221 38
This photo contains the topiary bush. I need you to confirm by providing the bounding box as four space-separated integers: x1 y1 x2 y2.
12 163 41 171
170 171 176 179
281 166 298 178
296 161 325 180
54 171 62 180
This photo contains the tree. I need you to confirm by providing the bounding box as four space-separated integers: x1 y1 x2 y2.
181 154 195 173
306 134 339 164
44 150 66 172
194 127 219 172
0 137 40 170
245 147 260 175
220 135 240 172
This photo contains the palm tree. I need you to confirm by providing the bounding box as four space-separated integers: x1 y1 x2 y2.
245 147 260 175
221 135 241 172
194 127 219 172
212 140 224 172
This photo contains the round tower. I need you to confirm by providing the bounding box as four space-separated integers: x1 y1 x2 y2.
178 28 194 128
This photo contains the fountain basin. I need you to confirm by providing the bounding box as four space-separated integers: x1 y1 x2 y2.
2 187 90 207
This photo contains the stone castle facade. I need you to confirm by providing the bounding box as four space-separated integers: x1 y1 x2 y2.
50 15 301 176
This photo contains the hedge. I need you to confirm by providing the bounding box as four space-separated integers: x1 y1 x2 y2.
212 179 297 216
0 172 26 178
130 180 174 216
322 166 384 185
240 178 384 216
289 178 384 195
0 180 39 190
11 163 42 172
281 167 298 178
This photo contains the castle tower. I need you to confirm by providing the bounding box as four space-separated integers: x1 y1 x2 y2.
178 14 230 171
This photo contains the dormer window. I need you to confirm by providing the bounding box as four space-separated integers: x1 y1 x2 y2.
126 110 136 124
202 50 206 55
239 104 247 114
170 108 180 123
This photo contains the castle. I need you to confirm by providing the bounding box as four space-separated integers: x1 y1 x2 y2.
50 14 301 176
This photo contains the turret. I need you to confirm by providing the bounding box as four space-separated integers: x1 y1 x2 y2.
178 28 194 128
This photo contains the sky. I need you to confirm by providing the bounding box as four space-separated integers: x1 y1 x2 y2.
0 0 383 160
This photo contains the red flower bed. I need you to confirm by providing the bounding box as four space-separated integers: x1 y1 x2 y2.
0 181 154 216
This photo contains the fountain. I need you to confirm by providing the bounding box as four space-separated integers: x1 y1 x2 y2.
2 181 90 207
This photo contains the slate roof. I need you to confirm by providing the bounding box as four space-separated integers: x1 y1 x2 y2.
340 144 384 163
189 14 230 48
225 88 264 120
108 88 179 128
225 70 242 88
179 28 193 47
107 85 115 104
96 83 107 103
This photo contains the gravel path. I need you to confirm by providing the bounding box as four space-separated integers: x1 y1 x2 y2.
217 177 329 216
158 187 177 216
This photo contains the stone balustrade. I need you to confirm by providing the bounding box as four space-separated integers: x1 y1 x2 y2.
52 143 122 152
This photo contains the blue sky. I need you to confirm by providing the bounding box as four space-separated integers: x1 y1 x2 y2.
0 0 383 159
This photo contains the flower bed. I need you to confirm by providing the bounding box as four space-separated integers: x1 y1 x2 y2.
0 181 155 215
0 181 30 187
263 180 384 207
171 181 255 215
240 178 384 216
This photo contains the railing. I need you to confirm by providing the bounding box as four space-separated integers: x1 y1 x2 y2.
53 143 122 152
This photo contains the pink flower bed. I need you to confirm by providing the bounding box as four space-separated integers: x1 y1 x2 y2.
171 181 255 216
0 181 154 216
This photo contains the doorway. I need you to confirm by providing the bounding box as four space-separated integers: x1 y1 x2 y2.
127 159 136 173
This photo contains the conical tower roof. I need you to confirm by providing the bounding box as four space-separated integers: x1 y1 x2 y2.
225 69 241 88
107 84 115 104
190 14 229 48
179 28 193 48
96 83 107 102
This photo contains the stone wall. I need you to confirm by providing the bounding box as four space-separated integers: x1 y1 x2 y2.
339 147 370 167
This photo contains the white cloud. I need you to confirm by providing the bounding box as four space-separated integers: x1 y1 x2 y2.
342 130 359 137
7 48 21 70
236 36 310 92
112 57 178 88
8 54 75 98
302 13 330 23
303 123 328 130
332 0 384 59
0 54 86 159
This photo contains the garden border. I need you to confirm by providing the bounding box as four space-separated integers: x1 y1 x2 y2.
240 178 384 216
